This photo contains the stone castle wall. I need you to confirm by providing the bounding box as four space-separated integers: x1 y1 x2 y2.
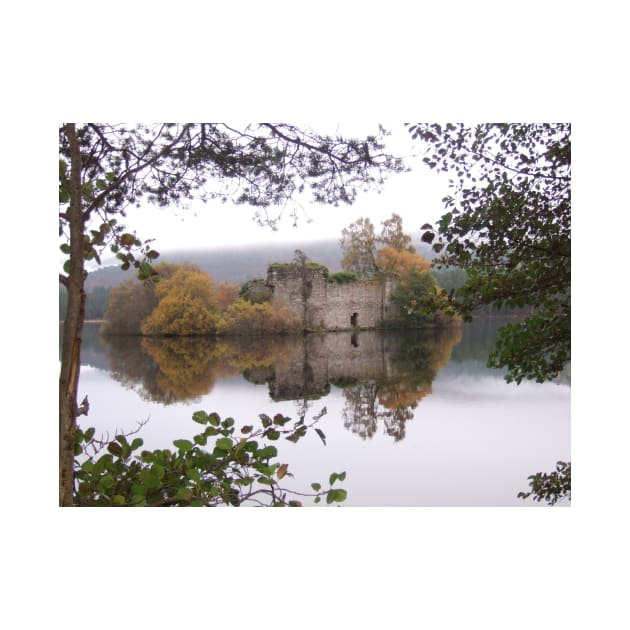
267 265 403 331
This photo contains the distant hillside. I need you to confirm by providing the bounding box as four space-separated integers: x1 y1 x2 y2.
85 238 436 289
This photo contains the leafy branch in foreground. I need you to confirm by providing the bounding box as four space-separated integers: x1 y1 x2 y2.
406 123 570 384
517 461 571 506
73 408 347 507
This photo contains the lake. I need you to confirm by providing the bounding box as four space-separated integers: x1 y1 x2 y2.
67 319 571 506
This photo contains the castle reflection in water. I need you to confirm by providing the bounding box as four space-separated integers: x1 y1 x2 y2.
92 327 463 442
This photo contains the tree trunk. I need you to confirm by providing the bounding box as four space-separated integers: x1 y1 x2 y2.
59 123 85 506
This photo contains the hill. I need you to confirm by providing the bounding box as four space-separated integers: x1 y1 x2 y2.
85 238 436 289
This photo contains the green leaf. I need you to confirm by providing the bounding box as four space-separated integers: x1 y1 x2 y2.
256 445 278 460
215 437 233 450
173 439 193 452
266 430 280 440
244 440 259 453
255 464 276 476
175 488 193 502
259 413 272 428
99 474 115 490
326 489 348 504
143 473 160 489
138 262 154 279
187 469 201 483
192 411 209 424
132 483 148 497
311 482 321 492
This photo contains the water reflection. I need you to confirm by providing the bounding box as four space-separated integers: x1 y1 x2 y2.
95 327 462 441
341 328 461 441
61 322 569 505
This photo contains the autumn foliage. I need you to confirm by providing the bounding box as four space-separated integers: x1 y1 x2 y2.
102 263 298 337
218 299 301 336
141 267 223 336
375 246 431 275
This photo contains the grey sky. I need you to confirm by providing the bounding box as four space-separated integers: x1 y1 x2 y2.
100 124 451 257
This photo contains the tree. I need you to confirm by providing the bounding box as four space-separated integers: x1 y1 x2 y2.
407 123 571 505
339 213 455 328
517 460 571 506
375 246 431 276
74 409 347 507
379 212 414 252
59 122 404 506
239 278 273 304
407 123 570 384
340 212 421 277
141 267 222 336
101 278 158 335
100 263 192 335
391 270 447 328
213 282 240 311
340 217 379 276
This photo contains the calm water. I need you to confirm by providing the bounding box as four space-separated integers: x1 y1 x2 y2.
66 320 570 506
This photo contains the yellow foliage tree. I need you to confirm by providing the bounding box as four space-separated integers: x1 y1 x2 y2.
141 267 223 336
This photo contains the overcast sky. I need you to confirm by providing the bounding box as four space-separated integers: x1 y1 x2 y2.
101 123 451 258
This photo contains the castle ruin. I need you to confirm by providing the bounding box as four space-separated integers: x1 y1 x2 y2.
267 264 404 331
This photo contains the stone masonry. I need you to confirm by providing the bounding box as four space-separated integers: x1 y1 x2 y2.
267 264 403 331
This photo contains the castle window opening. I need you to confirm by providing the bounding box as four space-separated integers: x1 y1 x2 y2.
350 312 358 327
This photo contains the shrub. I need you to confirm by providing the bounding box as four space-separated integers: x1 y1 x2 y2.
219 299 301 336
327 271 358 284
239 278 273 304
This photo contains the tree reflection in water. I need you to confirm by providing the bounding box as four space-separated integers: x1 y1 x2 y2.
341 327 462 441
100 327 462 442
101 334 296 404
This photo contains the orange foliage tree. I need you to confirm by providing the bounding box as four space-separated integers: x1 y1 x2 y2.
375 246 431 276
